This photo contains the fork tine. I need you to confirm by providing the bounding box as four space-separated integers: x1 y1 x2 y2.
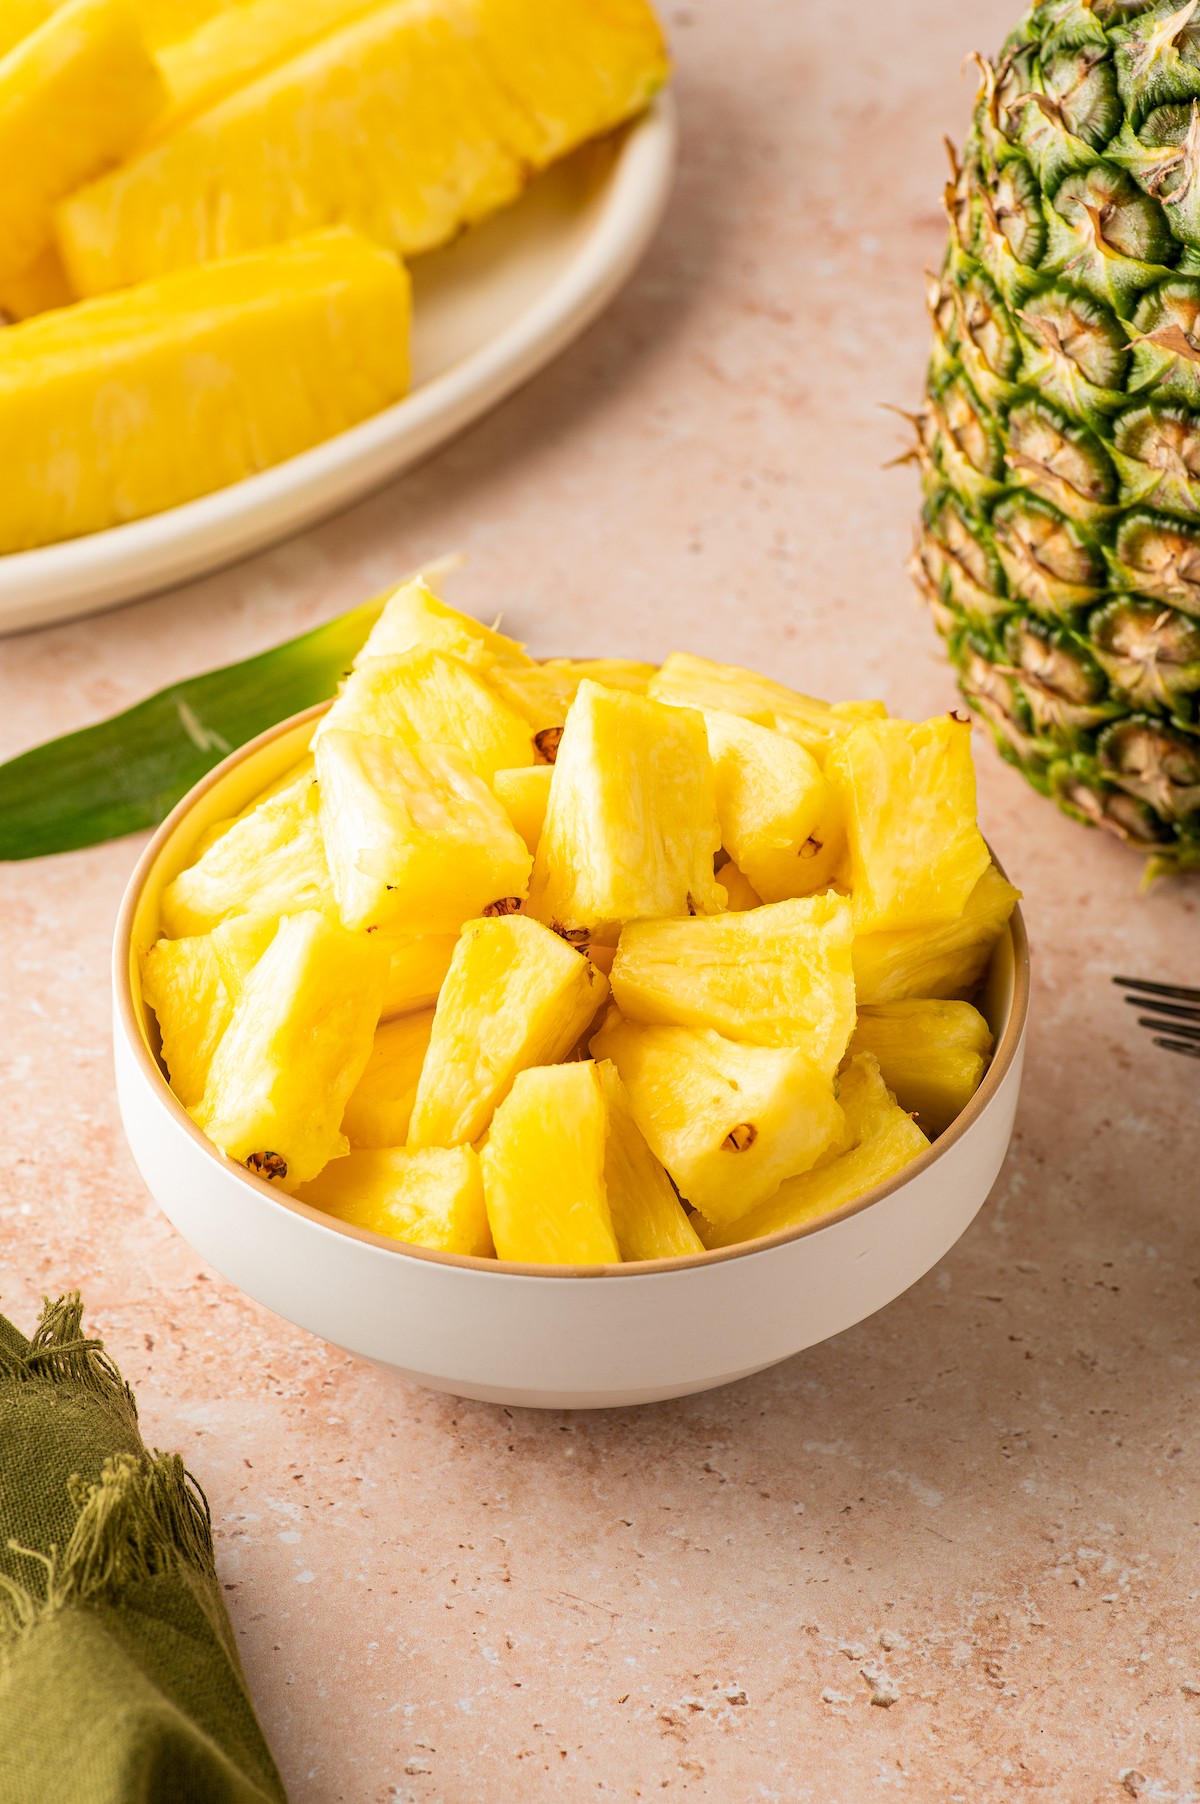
1153 1037 1200 1060
1123 995 1200 1022
1139 1017 1200 1042
1114 975 1200 1003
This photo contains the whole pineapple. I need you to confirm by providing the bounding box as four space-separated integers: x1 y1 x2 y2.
914 0 1200 872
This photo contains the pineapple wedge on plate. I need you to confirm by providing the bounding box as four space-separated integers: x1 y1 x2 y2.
850 999 993 1139
698 1054 931 1249
591 1013 845 1225
408 913 608 1148
141 913 277 1107
610 896 855 1074
528 681 725 940
315 649 536 783
160 769 332 939
595 1060 704 1261
314 727 531 934
481 1062 619 1265
354 577 530 673
195 910 388 1185
296 1144 492 1257
341 1008 435 1148
852 862 1019 1005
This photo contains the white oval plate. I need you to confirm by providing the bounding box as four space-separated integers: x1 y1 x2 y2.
0 96 676 636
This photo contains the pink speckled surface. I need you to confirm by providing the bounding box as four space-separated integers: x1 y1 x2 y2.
3 2 1200 1797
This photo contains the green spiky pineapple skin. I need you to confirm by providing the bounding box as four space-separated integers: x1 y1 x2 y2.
917 0 1200 872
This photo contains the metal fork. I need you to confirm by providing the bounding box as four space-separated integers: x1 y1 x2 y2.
1113 976 1200 1060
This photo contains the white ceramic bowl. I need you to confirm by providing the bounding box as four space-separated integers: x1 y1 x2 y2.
113 706 1030 1410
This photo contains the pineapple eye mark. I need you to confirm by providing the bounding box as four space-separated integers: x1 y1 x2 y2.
949 709 971 723
722 1123 758 1153
686 893 698 916
483 896 523 917
246 1151 288 1181
799 837 823 860
551 920 590 952
534 727 563 764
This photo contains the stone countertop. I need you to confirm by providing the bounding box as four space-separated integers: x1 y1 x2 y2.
3 1 1199 1797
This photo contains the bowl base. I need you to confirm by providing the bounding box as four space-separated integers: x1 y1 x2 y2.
360 1356 780 1411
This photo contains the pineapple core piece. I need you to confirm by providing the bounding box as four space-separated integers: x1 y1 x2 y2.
527 681 725 939
827 716 991 934
316 649 535 783
376 932 458 1019
611 895 855 1075
296 1144 492 1258
697 1053 931 1249
354 578 529 672
649 652 875 766
56 0 668 296
195 910 387 1185
408 913 609 1148
852 863 1020 1004
703 709 846 899
0 0 166 287
0 228 410 553
141 913 277 1108
850 999 993 1138
341 1009 435 1149
591 1014 845 1225
596 1060 704 1261
314 728 532 934
161 771 332 939
481 1062 619 1265
494 765 553 853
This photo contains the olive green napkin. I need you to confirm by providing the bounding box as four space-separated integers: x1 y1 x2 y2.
0 1296 287 1804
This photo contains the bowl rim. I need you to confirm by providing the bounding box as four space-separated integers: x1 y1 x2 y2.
114 700 1031 1281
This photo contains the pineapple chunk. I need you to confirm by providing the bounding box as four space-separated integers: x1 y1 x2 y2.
355 577 529 672
161 771 332 939
0 229 410 553
596 1060 704 1260
481 1062 619 1265
0 0 234 58
493 657 657 732
0 244 73 321
702 708 846 898
315 649 535 783
341 1009 435 1148
610 896 855 1074
408 913 609 1148
827 716 990 934
195 910 387 1185
649 652 867 765
57 0 667 295
376 931 458 1019
141 914 276 1107
528 681 725 939
494 764 553 853
849 999 993 1137
0 0 166 287
591 1013 845 1225
697 1054 930 1248
0 0 55 58
852 863 1020 1004
296 1144 492 1257
315 728 532 934
717 860 762 912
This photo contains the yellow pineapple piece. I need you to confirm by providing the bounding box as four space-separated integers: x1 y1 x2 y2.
528 681 724 940
591 1013 844 1225
56 0 668 296
296 1143 492 1257
141 913 276 1107
852 864 1020 1004
494 765 553 853
316 649 535 783
161 771 332 939
698 1053 930 1248
611 896 855 1074
826 716 990 934
849 999 993 1137
0 0 55 57
354 577 529 672
0 244 73 320
376 931 458 1019
0 229 410 553
649 652 871 766
702 707 846 898
0 0 166 288
716 860 762 911
408 913 608 1148
481 1062 619 1265
195 910 387 1185
595 1060 703 1260
493 657 658 733
0 0 233 57
341 1009 435 1148
315 728 531 934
